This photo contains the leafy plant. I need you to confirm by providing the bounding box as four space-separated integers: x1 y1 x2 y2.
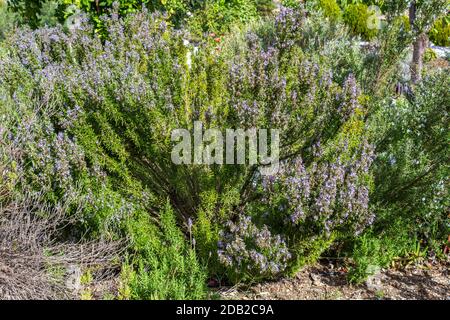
1 2 448 296
217 215 291 283
121 202 207 300
343 3 379 39
317 0 342 21
365 69 450 275
429 14 450 46
8 0 65 28
0 1 19 40
0 6 377 284
424 47 437 62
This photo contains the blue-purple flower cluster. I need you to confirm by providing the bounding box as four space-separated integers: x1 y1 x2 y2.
218 215 291 280
261 139 375 237
275 6 305 50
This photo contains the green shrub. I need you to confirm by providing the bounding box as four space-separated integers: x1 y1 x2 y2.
343 3 378 40
37 0 61 27
0 1 19 40
217 215 292 283
429 15 450 46
0 7 376 285
255 0 276 14
348 219 428 284
187 0 257 37
424 47 437 62
3 4 446 294
348 232 400 283
399 14 410 32
186 0 275 37
317 0 342 21
121 202 207 300
281 0 303 9
61 0 271 36
346 67 449 284
367 69 449 269
7 0 44 28
7 0 65 28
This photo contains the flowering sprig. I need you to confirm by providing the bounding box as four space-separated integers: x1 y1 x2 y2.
260 139 375 237
218 215 291 281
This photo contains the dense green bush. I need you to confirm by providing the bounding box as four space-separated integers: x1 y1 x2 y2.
0 6 376 285
1 3 448 298
7 0 65 28
0 7 207 298
3 1 278 38
370 70 449 243
317 0 341 21
351 69 450 282
186 0 260 37
348 228 424 283
0 1 18 40
281 0 303 9
119 202 207 299
429 14 450 46
424 47 437 62
60 0 275 36
343 3 378 40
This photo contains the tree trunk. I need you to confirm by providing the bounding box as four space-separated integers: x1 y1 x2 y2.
411 33 428 83
409 1 427 84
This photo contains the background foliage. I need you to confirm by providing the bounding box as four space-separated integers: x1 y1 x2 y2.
0 0 448 299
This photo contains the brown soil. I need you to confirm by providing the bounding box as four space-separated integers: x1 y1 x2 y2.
218 262 450 300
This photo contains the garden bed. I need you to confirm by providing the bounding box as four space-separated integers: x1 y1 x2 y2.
0 1 448 301
219 261 450 300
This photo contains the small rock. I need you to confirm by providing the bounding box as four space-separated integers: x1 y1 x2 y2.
365 265 383 292
310 273 322 286
66 264 82 292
